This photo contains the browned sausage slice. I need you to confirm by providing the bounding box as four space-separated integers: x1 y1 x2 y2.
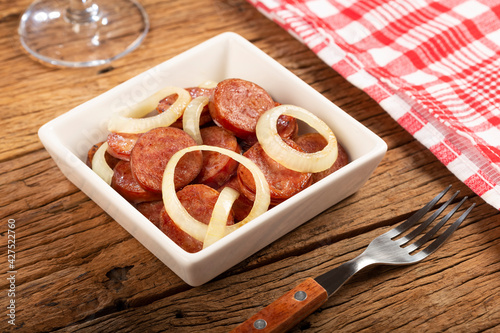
157 87 213 129
277 114 298 139
295 133 349 183
111 160 162 203
194 126 241 188
237 139 312 206
107 132 141 161
159 184 234 253
136 200 164 228
130 127 203 193
240 113 299 150
208 78 275 141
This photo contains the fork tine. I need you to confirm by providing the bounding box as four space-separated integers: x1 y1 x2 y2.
405 196 467 252
400 191 460 245
386 185 452 239
411 201 475 261
397 190 460 246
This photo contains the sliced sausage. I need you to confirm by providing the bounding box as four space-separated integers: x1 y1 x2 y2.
194 126 241 188
295 133 349 183
208 78 275 141
277 114 298 140
218 175 254 222
157 87 213 129
239 113 299 150
130 127 203 193
159 184 234 253
237 139 312 206
111 160 162 203
86 141 120 169
136 200 164 228
107 132 141 161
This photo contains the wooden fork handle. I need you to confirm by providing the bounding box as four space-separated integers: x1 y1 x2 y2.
230 278 328 332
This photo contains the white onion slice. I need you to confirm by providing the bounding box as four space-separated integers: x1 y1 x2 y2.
108 87 191 133
162 145 270 243
198 80 218 89
256 104 338 173
182 96 209 145
92 142 113 185
203 187 240 249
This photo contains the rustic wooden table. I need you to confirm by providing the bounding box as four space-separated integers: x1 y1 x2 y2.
1 1 499 332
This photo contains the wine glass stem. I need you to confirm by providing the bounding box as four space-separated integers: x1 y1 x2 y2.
65 0 100 24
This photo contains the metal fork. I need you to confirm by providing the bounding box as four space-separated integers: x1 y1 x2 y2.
314 185 475 296
231 185 475 332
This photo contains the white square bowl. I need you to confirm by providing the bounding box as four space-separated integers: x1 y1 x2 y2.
38 32 387 286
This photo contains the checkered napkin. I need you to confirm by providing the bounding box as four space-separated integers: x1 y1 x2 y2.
248 0 500 210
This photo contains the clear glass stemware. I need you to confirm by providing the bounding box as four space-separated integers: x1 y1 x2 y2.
18 0 149 67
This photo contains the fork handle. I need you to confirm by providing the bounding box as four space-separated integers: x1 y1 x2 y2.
230 278 328 333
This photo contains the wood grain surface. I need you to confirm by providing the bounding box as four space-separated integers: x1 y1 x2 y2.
1 1 499 332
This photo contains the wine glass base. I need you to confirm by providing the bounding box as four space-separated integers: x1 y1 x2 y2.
18 0 149 68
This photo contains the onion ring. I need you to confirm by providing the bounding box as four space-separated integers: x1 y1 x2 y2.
162 145 270 243
108 87 191 133
256 104 338 172
182 96 209 145
91 142 113 185
198 80 218 89
203 187 240 248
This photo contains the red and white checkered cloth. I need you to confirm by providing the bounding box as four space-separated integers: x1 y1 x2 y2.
248 0 500 210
